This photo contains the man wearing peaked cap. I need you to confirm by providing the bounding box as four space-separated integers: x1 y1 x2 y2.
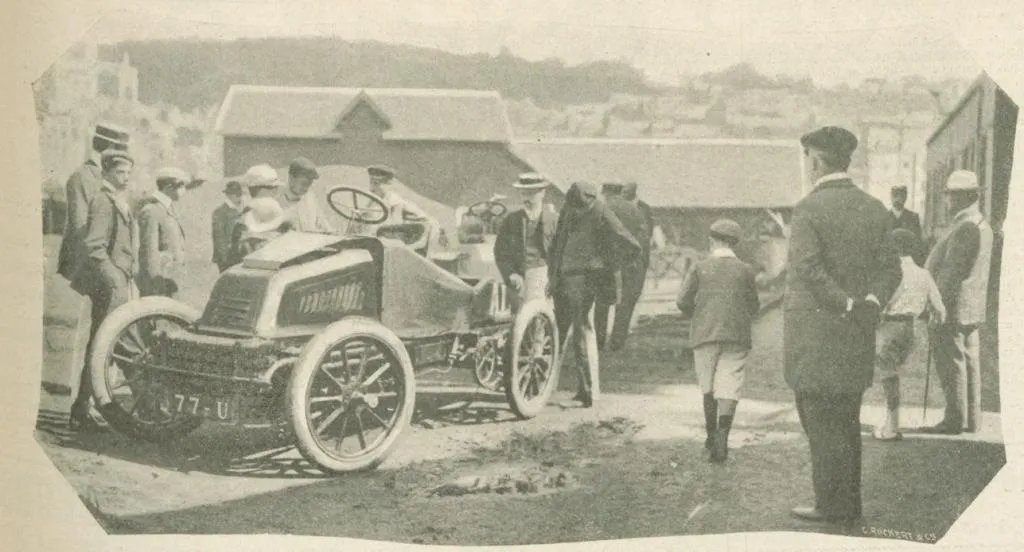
494 172 558 311
278 157 332 233
922 169 993 435
677 218 759 463
212 180 246 272
138 167 190 297
785 125 902 525
367 163 431 223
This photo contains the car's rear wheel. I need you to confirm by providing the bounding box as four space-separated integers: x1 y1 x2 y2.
504 299 559 419
89 297 204 442
287 317 416 473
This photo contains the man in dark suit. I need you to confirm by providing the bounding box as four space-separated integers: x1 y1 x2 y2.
68 150 139 431
493 173 558 311
211 180 246 272
57 123 130 283
594 182 650 351
784 126 902 526
889 185 925 265
138 168 190 297
548 182 641 407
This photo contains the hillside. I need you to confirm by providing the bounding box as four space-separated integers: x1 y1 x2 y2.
99 38 652 110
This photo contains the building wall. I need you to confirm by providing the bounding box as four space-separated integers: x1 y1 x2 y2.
223 99 532 207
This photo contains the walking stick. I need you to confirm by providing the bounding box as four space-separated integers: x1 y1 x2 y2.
922 320 932 423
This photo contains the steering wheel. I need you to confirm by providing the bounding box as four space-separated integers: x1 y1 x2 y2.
466 200 507 230
326 186 389 224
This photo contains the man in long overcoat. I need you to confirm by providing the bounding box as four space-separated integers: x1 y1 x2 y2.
593 182 649 351
784 126 901 526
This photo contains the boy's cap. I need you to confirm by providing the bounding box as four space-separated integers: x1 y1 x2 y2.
710 219 742 241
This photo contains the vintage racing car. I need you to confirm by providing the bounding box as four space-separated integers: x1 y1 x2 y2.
87 186 560 473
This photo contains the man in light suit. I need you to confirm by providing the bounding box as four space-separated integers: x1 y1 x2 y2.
922 170 994 434
68 150 139 431
138 167 190 297
211 180 245 272
784 126 902 527
57 123 130 283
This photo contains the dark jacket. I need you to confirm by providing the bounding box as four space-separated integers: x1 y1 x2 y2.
783 177 901 394
606 196 649 264
891 208 925 265
211 202 242 269
57 160 102 282
70 184 138 297
636 199 655 263
493 208 558 285
548 184 641 285
677 253 760 348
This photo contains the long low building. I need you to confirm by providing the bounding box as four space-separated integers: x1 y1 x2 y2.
512 137 804 276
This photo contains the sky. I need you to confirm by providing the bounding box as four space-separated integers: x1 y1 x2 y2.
55 0 985 86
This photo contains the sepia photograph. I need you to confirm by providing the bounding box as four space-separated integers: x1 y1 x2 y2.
8 0 1024 549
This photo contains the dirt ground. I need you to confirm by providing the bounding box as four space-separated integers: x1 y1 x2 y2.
35 236 1006 545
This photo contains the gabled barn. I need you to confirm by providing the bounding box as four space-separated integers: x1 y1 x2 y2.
215 85 534 207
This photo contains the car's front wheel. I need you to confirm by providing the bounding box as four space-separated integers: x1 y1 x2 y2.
287 317 416 473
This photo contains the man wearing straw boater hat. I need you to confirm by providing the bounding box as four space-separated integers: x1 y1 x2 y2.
493 173 558 312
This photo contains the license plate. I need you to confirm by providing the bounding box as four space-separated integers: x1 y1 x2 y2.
172 393 236 421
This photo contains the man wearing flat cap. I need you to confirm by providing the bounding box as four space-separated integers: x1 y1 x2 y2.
548 182 642 407
889 185 925 265
594 182 650 351
278 157 332 233
68 149 140 431
785 126 901 526
211 180 246 272
138 167 190 297
493 173 559 311
922 170 993 434
367 164 432 223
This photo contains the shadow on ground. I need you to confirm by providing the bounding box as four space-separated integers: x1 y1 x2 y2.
35 389 522 480
97 422 1005 546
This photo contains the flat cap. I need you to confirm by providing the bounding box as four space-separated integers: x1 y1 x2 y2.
602 182 625 195
245 164 282 188
800 126 858 158
890 185 908 193
367 164 397 178
289 157 320 179
513 172 549 190
945 170 979 191
100 149 134 168
710 218 743 241
94 122 130 149
155 167 191 185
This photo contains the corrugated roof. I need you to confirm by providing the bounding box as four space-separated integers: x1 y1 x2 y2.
512 138 805 208
215 85 514 143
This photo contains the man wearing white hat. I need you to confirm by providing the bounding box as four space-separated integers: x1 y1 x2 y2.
922 169 994 434
138 167 190 297
493 173 558 311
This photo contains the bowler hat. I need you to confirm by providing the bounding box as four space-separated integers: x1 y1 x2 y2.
945 170 979 192
289 157 320 179
367 164 396 179
710 219 743 242
513 172 549 190
800 126 858 158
